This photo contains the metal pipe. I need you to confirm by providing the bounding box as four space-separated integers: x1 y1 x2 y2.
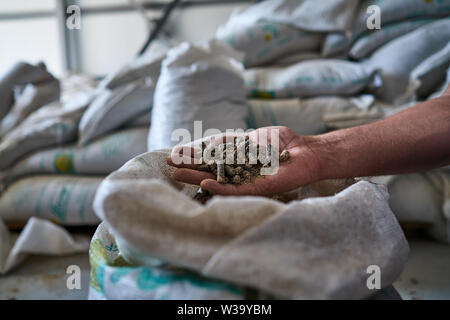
0 0 256 20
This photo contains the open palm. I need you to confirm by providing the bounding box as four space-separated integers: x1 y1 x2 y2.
167 126 321 196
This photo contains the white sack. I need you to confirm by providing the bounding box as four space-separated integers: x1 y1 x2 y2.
0 90 96 171
272 52 322 67
321 33 353 58
349 18 435 60
244 59 376 98
218 0 359 64
0 175 102 226
78 78 153 146
123 111 151 128
93 149 409 299
428 67 450 99
351 0 450 35
88 222 402 300
365 19 450 103
411 42 450 99
246 95 381 134
0 78 60 136
217 19 323 67
78 40 169 146
59 74 98 104
99 39 169 90
0 62 55 121
88 222 252 300
147 40 248 151
3 127 148 184
219 0 358 34
0 217 89 274
369 170 450 244
322 0 450 57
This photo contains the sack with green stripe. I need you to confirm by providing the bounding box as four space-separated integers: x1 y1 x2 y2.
246 94 382 135
216 0 359 66
88 222 262 300
365 18 450 103
322 0 450 57
0 91 95 172
0 175 101 227
349 18 436 60
217 19 323 68
2 127 148 186
244 59 377 99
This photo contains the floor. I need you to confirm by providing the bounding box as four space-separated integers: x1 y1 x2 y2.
394 239 450 300
0 253 91 300
0 238 449 300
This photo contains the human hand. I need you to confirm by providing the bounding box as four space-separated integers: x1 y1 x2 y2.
167 126 322 196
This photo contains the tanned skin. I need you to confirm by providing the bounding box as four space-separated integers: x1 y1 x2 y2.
168 86 450 196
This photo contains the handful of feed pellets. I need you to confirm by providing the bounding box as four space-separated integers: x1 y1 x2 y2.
193 135 290 203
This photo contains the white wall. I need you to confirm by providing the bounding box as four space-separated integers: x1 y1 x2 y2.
79 11 149 76
78 3 250 76
168 4 248 43
0 0 62 76
0 1 250 77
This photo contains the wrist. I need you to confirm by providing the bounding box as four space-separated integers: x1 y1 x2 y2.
290 134 328 184
300 132 344 182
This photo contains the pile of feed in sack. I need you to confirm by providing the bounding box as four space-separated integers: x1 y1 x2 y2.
192 136 291 203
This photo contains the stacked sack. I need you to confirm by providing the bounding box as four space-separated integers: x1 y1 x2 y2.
0 39 172 234
216 0 450 244
147 40 248 150
0 62 60 137
217 0 386 135
0 75 104 228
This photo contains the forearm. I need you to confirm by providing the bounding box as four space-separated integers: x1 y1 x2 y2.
309 94 450 180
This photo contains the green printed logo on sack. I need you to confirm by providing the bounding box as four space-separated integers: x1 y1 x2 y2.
89 238 134 293
53 153 75 173
89 237 245 298
76 187 94 221
10 187 31 209
105 265 245 296
261 22 279 42
49 184 74 222
100 131 132 159
89 239 108 292
136 156 151 167
34 183 49 216
251 90 275 99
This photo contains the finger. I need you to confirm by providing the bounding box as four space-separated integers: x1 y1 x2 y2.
167 155 201 169
201 170 295 196
200 179 243 195
173 168 215 185
171 146 202 159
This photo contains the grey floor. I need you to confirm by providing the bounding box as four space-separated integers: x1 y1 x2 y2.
0 238 449 300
